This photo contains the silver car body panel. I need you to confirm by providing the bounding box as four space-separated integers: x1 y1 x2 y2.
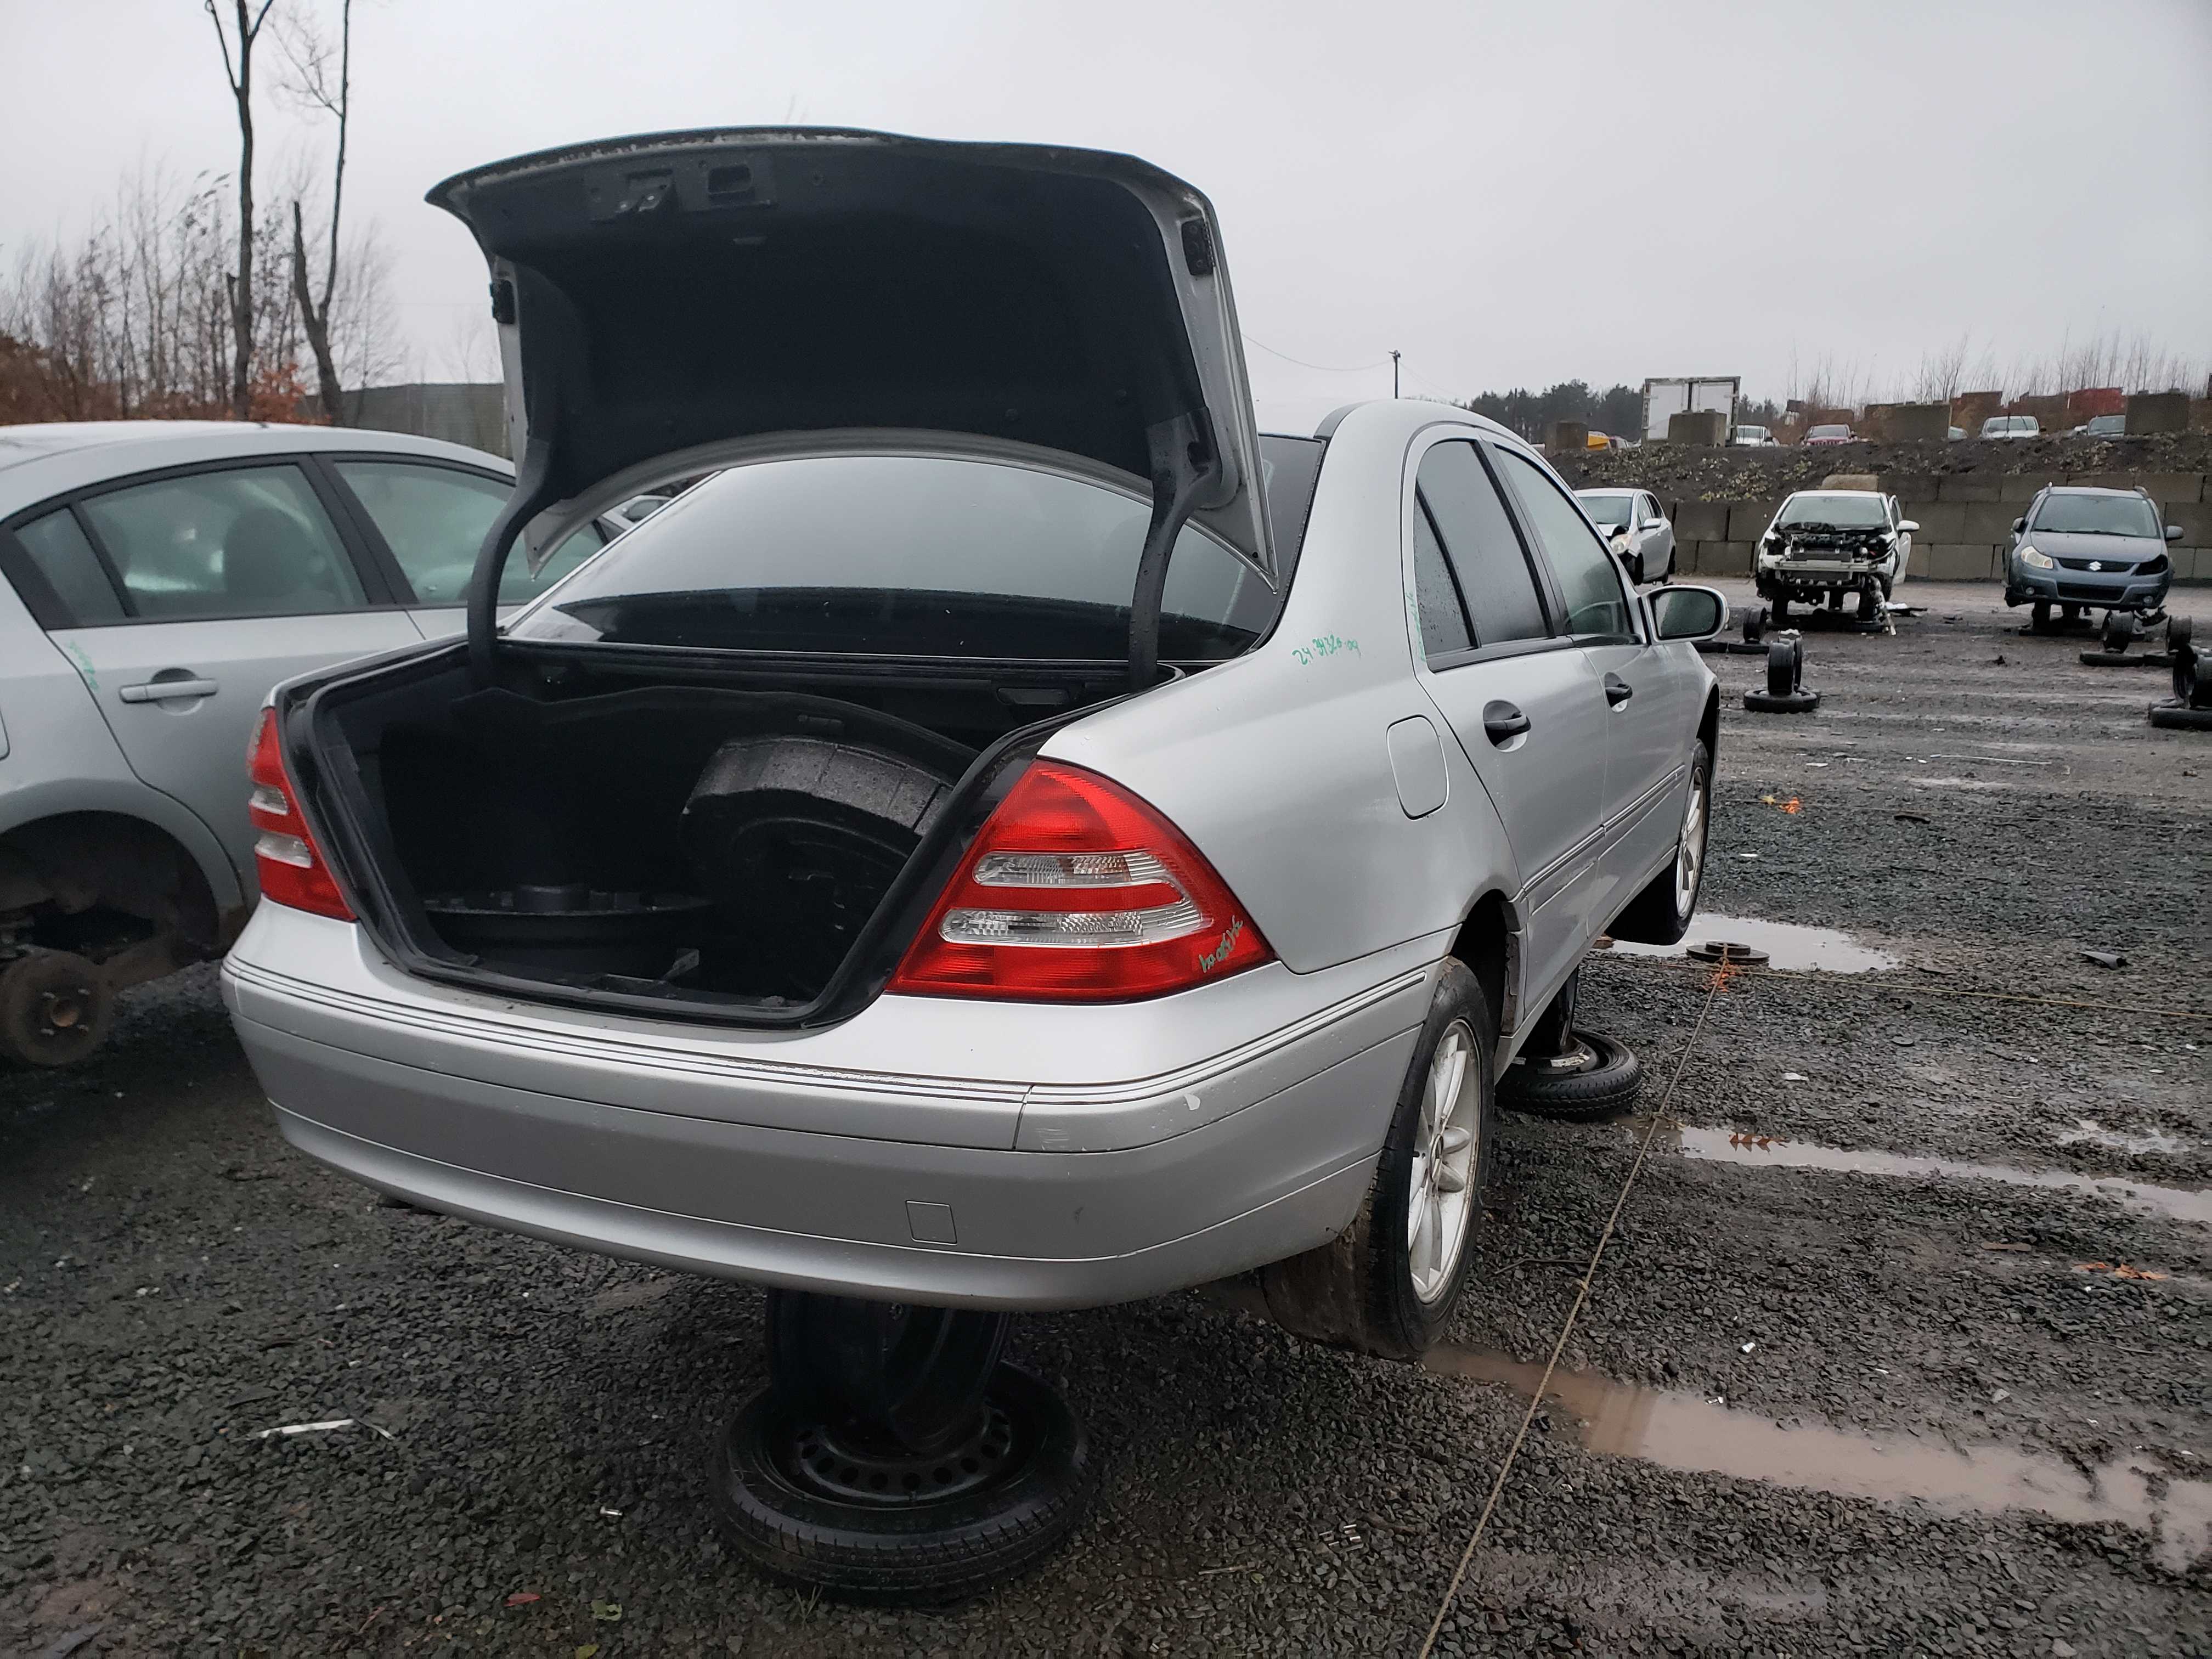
0 423 516 918
223 399 1714 1308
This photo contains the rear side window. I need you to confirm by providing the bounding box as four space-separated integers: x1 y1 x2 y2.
1417 442 1550 649
76 465 365 619
335 460 604 606
1491 449 1635 643
1409 506 1473 658
15 509 125 624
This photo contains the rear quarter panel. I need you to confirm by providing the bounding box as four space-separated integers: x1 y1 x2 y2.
1045 405 1517 977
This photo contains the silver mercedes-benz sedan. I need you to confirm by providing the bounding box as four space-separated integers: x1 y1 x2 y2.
222 128 1725 1362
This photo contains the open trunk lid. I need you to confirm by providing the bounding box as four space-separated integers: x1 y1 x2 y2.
428 128 1271 574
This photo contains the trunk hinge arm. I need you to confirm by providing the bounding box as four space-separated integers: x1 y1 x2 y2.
1126 410 1222 692
465 434 562 687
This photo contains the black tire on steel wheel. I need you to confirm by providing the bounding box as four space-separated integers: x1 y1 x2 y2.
1499 1030 1643 1121
713 1363 1090 1605
1610 741 1711 945
0 949 112 1068
1765 637 1803 697
2169 616 2195 654
1745 688 1821 712
2148 699 2212 731
1741 603 1768 645
1259 958 1496 1360
2173 629 2207 709
2102 611 2133 652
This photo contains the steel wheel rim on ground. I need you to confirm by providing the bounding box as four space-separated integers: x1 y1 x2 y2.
1406 1018 1480 1305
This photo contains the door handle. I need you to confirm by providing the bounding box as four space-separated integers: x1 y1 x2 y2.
119 676 220 704
1603 674 1634 707
1481 700 1531 746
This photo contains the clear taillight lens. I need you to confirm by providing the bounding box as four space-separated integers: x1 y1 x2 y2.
247 708 354 920
888 760 1272 1002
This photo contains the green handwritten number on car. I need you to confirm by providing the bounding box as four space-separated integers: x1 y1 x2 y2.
1290 634 1358 667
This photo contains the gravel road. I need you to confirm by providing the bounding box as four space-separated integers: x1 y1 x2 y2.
4 581 2208 1657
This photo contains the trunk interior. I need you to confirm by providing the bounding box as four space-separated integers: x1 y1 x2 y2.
305 647 1129 1022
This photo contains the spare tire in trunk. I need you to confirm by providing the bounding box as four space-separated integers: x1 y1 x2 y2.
682 737 956 998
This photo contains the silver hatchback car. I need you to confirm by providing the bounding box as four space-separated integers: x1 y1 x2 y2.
222 131 1725 1366
0 421 615 1066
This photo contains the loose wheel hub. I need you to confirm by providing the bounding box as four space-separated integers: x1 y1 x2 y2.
1688 941 1770 966
0 950 112 1068
779 1396 1019 1507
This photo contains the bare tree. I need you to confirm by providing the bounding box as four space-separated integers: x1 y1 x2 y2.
206 0 280 420
281 0 351 422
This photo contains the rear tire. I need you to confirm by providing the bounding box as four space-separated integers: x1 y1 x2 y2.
1259 959 1495 1360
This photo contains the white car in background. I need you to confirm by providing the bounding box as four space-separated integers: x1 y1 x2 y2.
1752 488 1916 625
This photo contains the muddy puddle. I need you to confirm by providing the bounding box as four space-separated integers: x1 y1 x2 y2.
2058 1119 2190 1156
1425 1344 2211 1571
1650 1122 2212 1227
1596 915 1898 973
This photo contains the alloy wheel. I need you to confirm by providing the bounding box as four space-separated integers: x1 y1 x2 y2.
1674 766 1709 916
1406 1019 1480 1304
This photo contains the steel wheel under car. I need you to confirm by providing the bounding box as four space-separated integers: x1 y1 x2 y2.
1406 1018 1480 1304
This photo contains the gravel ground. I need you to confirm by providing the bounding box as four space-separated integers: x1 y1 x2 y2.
4 582 2209 1657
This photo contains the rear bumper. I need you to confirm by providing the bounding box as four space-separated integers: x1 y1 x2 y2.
223 921 1430 1310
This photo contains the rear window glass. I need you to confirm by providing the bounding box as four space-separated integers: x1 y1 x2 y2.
511 454 1276 661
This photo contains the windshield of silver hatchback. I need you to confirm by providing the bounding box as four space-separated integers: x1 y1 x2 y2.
507 454 1275 661
2032 495 2159 538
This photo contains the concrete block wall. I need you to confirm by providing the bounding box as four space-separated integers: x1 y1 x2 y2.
1661 470 2208 584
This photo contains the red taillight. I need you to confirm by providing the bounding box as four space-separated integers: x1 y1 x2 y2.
247 708 354 921
888 760 1272 1002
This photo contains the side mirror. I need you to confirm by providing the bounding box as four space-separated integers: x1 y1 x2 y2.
1896 520 1920 534
1649 584 1727 642
2012 516 2027 533
2168 524 2185 542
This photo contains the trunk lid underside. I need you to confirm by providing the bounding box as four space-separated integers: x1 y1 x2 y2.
430 127 1270 568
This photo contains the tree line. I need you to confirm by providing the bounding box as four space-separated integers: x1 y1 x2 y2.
0 0 391 427
1459 381 1645 443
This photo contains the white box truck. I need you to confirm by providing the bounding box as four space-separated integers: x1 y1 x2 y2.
1642 377 1740 443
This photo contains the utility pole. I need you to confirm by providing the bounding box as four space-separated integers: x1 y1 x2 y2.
1391 350 1401 398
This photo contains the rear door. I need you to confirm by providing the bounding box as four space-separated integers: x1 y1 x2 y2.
320 455 607 637
37 460 424 890
1403 435 1610 1001
1490 447 1700 913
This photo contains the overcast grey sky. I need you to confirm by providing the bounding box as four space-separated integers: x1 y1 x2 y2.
7 0 2208 431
